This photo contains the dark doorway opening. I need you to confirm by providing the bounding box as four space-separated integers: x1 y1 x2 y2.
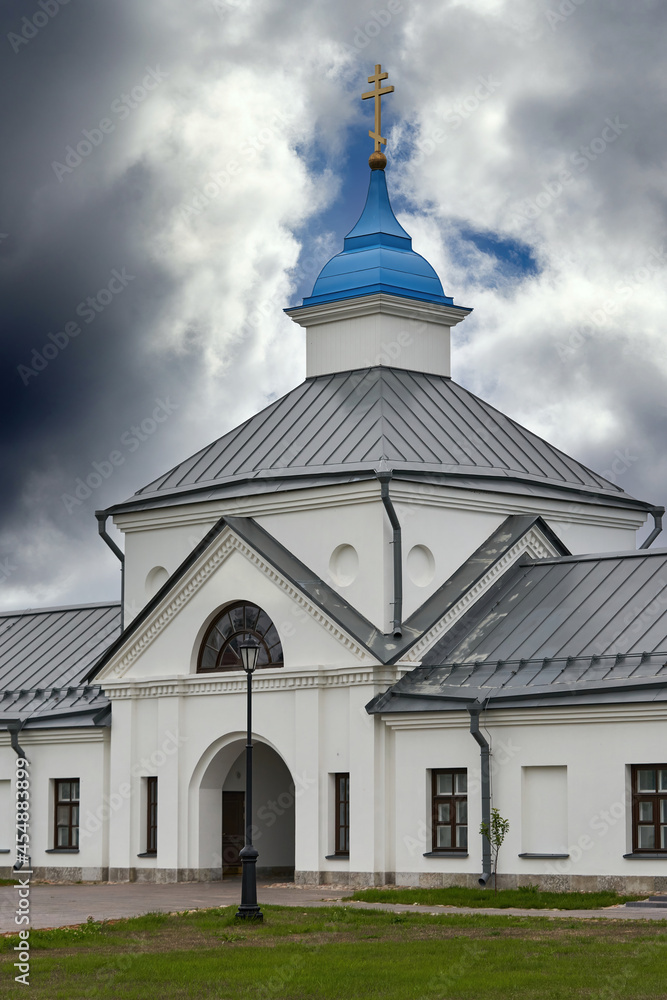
222 790 245 877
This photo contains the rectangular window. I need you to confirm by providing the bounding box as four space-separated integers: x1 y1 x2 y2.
54 779 80 849
632 765 667 853
432 769 467 852
146 777 158 855
334 773 350 855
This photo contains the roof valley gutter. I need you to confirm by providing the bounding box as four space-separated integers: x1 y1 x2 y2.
640 506 665 550
378 470 403 638
468 704 492 886
96 512 125 630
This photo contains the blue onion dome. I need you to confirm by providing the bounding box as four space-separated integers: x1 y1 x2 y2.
302 168 452 307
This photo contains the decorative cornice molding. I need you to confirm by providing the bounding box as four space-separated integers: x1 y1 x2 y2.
389 484 645 529
100 530 371 681
286 292 470 329
403 527 560 663
381 704 667 730
0 729 108 745
114 478 645 535
115 482 380 533
101 664 401 700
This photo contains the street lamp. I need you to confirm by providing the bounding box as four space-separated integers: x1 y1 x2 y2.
235 636 263 921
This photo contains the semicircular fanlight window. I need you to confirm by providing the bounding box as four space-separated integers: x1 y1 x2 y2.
197 602 284 672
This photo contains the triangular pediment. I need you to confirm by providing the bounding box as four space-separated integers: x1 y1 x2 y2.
89 514 566 685
90 518 378 683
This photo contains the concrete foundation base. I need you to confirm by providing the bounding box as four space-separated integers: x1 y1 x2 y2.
3 866 665 893
295 870 667 893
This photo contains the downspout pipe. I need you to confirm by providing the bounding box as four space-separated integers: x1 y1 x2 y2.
377 471 403 638
640 506 665 550
468 704 492 886
7 720 27 761
96 511 125 630
7 721 30 871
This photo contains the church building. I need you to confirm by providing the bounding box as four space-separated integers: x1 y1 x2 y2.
2 68 667 893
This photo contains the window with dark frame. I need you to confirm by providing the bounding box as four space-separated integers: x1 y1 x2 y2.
54 779 80 849
197 602 284 673
146 777 158 855
334 773 350 855
432 769 467 852
631 765 667 852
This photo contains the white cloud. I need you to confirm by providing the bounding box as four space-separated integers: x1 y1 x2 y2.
2 0 667 608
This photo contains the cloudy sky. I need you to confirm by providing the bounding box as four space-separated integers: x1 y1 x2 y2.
1 0 666 611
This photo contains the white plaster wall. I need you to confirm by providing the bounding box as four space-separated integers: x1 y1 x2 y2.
522 766 568 853
546 519 637 555
114 477 645 640
388 710 667 879
306 313 450 378
397 505 504 618
258 501 387 630
111 546 365 683
103 673 391 879
0 733 109 875
392 722 480 876
122 520 216 625
0 778 11 854
108 683 304 876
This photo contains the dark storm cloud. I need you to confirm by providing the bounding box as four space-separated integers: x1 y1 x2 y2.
0 1 208 602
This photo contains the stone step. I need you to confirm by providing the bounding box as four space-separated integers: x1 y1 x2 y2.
625 896 667 908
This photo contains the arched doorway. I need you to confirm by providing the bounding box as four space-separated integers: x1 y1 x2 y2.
193 736 295 880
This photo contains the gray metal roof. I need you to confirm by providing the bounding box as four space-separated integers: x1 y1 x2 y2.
426 548 667 666
369 548 667 712
0 686 110 729
0 603 120 725
111 367 647 513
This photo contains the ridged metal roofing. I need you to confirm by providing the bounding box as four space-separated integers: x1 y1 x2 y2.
0 602 121 693
426 548 667 666
0 685 110 728
128 367 637 507
369 548 667 712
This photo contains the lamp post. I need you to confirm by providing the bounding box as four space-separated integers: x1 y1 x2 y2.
235 637 263 921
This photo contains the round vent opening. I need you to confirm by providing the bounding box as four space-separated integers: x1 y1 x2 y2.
329 544 359 587
145 565 169 597
407 545 435 587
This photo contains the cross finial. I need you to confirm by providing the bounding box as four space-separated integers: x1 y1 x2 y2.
362 64 394 169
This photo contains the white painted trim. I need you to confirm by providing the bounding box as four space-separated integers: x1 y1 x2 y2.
285 293 471 329
388 483 646 531
380 704 667 729
100 664 402 700
0 728 109 745
113 479 645 534
97 528 373 681
113 482 380 533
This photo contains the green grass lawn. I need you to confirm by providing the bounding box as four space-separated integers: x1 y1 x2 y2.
1 905 666 999
346 885 647 909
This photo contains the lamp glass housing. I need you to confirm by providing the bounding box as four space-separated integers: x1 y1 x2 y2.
239 637 260 674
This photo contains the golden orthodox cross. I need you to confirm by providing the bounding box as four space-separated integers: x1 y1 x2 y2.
362 64 394 152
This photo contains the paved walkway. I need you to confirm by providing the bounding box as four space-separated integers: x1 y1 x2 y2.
1 880 667 933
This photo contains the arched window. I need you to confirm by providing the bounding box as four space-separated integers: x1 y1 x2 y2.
197 602 284 673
